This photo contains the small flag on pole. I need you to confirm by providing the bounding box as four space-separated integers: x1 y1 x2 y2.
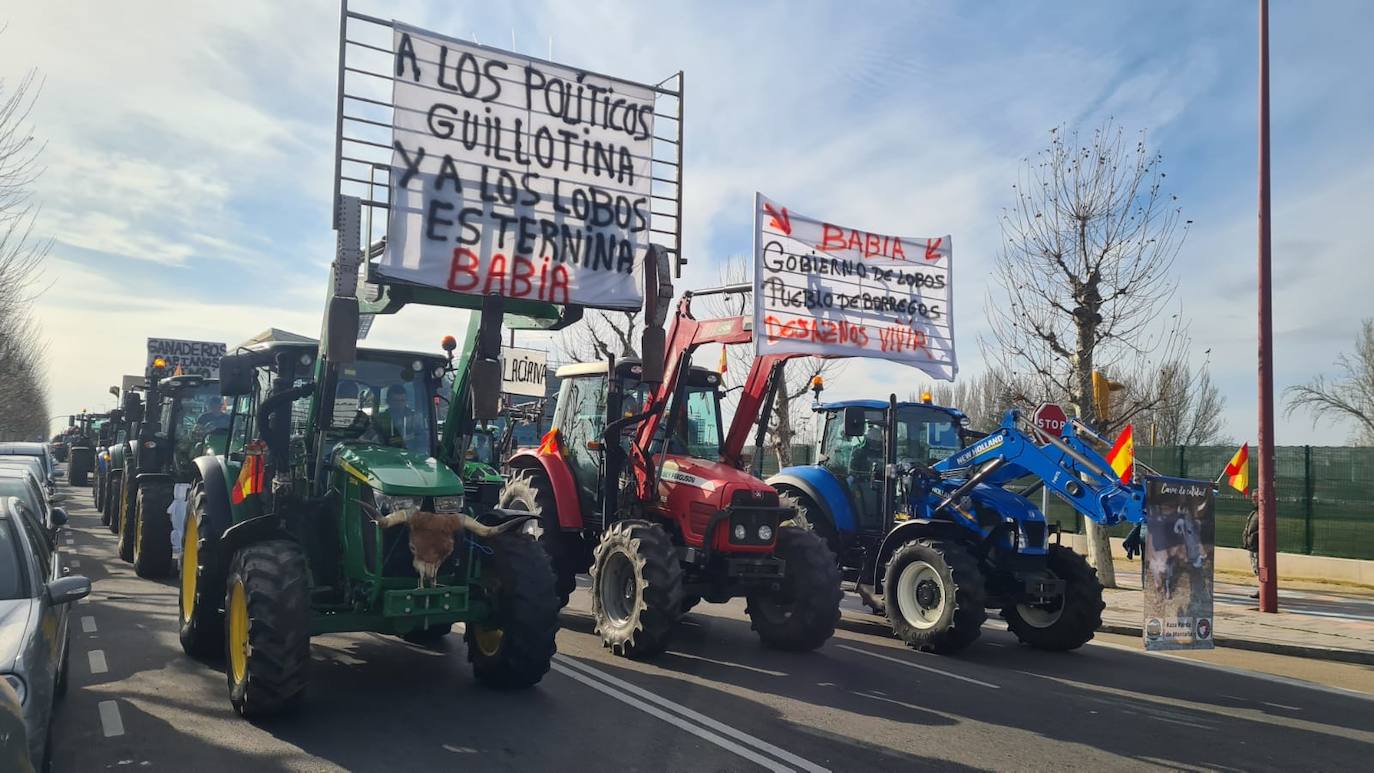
718 345 728 374
1223 443 1250 495
1105 424 1134 484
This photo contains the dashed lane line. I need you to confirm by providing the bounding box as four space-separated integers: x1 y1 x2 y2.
554 655 830 773
88 650 108 674
80 616 97 633
97 701 125 737
835 644 1000 689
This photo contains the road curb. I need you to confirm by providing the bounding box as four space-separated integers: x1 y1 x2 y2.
1098 622 1374 665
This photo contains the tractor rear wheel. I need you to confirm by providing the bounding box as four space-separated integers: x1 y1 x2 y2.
590 520 682 660
499 470 580 608
1003 545 1104 651
102 473 120 529
133 482 175 578
465 532 559 688
746 526 843 651
884 539 987 654
179 483 224 658
225 540 310 718
116 475 138 562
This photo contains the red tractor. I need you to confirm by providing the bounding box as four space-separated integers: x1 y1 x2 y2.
500 288 842 659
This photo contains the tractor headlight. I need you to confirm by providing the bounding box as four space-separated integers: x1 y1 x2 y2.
372 493 420 514
434 495 464 514
3 674 25 705
757 524 773 542
733 524 747 541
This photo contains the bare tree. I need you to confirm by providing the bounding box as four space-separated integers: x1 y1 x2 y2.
925 370 1032 434
1133 359 1227 447
1284 319 1374 445
558 309 643 363
981 121 1191 587
0 62 51 441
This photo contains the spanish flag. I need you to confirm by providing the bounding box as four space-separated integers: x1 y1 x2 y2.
718 346 728 374
1224 443 1250 496
1105 424 1134 484
230 450 264 505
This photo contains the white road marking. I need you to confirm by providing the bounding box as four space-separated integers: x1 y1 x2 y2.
555 656 829 773
88 650 108 674
1086 639 1374 703
836 644 1000 689
81 616 97 633
98 700 125 737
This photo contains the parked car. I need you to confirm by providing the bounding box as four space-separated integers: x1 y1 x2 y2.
0 470 66 540
0 676 33 772
0 497 88 771
0 446 56 490
0 459 53 501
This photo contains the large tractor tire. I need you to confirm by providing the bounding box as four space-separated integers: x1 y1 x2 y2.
1003 544 1105 651
465 531 559 688
102 473 120 529
133 482 175 578
116 475 138 562
179 483 224 658
94 470 106 512
589 520 683 660
884 539 987 654
68 458 88 487
224 540 310 718
746 526 843 651
500 470 580 608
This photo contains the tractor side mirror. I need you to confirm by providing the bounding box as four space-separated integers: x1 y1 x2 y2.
218 354 256 397
640 325 665 385
68 417 75 428
470 358 501 420
843 406 867 438
327 297 360 364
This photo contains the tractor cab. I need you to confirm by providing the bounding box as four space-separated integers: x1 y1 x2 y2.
812 396 972 534
155 374 231 473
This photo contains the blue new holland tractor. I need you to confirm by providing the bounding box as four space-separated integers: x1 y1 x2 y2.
768 391 1158 655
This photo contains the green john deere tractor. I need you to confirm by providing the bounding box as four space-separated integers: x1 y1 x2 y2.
174 193 622 718
115 363 231 578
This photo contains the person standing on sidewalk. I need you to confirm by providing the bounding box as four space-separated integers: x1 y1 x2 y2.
1242 492 1261 599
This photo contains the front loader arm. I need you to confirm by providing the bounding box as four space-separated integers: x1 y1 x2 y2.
933 409 1145 527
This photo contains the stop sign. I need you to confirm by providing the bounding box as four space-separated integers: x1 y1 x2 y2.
1033 402 1068 443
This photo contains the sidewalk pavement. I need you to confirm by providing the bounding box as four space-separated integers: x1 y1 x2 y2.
1098 560 1374 664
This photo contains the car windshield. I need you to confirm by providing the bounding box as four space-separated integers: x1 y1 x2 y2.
894 405 964 465
0 458 44 481
335 354 439 455
0 479 43 517
0 520 27 600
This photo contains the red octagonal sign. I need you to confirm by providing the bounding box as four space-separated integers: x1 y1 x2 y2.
1033 402 1068 443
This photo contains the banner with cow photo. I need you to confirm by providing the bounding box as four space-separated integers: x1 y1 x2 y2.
1143 477 1216 651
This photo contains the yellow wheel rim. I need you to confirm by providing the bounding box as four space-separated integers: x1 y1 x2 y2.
228 580 249 685
474 625 504 657
180 512 199 624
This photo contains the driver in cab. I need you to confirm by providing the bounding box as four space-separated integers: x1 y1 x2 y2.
370 384 421 449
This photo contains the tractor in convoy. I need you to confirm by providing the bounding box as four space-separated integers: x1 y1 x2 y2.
102 388 144 531
64 410 109 486
500 287 842 659
766 376 1184 654
173 195 624 718
114 359 232 578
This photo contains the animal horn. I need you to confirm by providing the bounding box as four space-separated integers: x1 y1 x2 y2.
460 515 529 539
359 501 413 528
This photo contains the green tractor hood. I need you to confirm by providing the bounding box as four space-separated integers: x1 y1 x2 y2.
332 444 464 496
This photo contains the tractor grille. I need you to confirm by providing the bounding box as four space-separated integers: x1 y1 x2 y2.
732 489 779 508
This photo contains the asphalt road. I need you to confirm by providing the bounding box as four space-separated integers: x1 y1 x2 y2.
49 479 1374 772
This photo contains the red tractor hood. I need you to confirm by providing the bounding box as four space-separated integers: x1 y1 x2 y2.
658 456 769 503
657 455 784 550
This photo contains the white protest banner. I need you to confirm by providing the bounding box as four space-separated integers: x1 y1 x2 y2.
147 338 227 378
500 347 548 397
752 194 956 380
380 23 657 310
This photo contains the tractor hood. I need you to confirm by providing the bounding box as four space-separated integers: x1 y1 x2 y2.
332 444 463 496
658 456 773 506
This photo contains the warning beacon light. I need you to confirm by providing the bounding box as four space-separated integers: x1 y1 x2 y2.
810 375 825 399
152 356 168 370
920 390 933 404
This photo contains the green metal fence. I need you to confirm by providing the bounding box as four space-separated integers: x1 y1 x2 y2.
1044 446 1374 560
750 444 1373 561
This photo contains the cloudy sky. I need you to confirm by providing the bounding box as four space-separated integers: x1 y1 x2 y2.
3 0 1371 445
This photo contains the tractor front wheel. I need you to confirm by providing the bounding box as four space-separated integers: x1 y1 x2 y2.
465 532 559 688
116 475 138 562
746 526 842 651
1003 545 1104 651
179 483 224 658
499 470 580 608
133 482 175 578
884 539 987 654
102 473 120 529
225 540 310 718
590 520 682 660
